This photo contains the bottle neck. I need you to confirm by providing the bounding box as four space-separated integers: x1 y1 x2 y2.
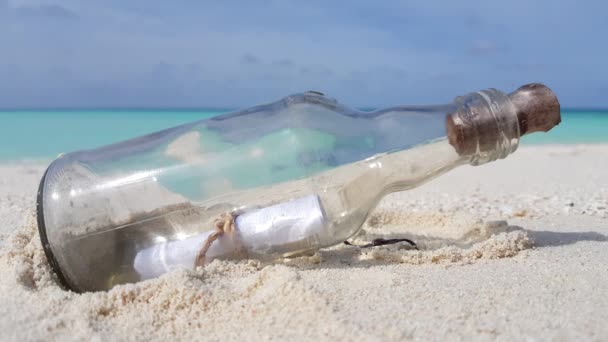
335 139 467 221
339 89 522 219
447 89 521 166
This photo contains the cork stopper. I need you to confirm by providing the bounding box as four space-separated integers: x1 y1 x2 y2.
447 83 561 157
508 83 561 135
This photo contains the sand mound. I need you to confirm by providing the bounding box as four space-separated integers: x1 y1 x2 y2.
281 210 533 269
0 213 355 341
0 210 532 341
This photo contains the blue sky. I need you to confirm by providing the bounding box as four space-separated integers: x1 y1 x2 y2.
0 0 607 108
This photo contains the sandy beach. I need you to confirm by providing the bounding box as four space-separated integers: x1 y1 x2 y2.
1 144 607 341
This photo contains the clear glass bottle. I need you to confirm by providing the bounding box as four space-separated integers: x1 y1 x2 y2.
37 83 560 292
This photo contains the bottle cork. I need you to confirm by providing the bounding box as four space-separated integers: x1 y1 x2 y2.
508 83 561 135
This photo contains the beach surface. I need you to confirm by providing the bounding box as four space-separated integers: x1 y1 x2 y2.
1 145 607 341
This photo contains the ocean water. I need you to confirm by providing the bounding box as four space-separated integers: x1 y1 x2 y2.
0 109 606 161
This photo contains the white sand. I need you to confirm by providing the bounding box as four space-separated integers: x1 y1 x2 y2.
0 145 607 341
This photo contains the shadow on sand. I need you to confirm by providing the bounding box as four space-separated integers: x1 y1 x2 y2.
526 230 608 248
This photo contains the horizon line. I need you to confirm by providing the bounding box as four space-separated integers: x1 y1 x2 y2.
1 106 607 112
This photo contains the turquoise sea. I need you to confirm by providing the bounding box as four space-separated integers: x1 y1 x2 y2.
0 109 606 161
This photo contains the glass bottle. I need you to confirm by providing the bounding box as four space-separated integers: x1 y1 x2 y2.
37 83 561 292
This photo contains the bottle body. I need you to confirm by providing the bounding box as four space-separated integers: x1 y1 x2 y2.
37 86 552 292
